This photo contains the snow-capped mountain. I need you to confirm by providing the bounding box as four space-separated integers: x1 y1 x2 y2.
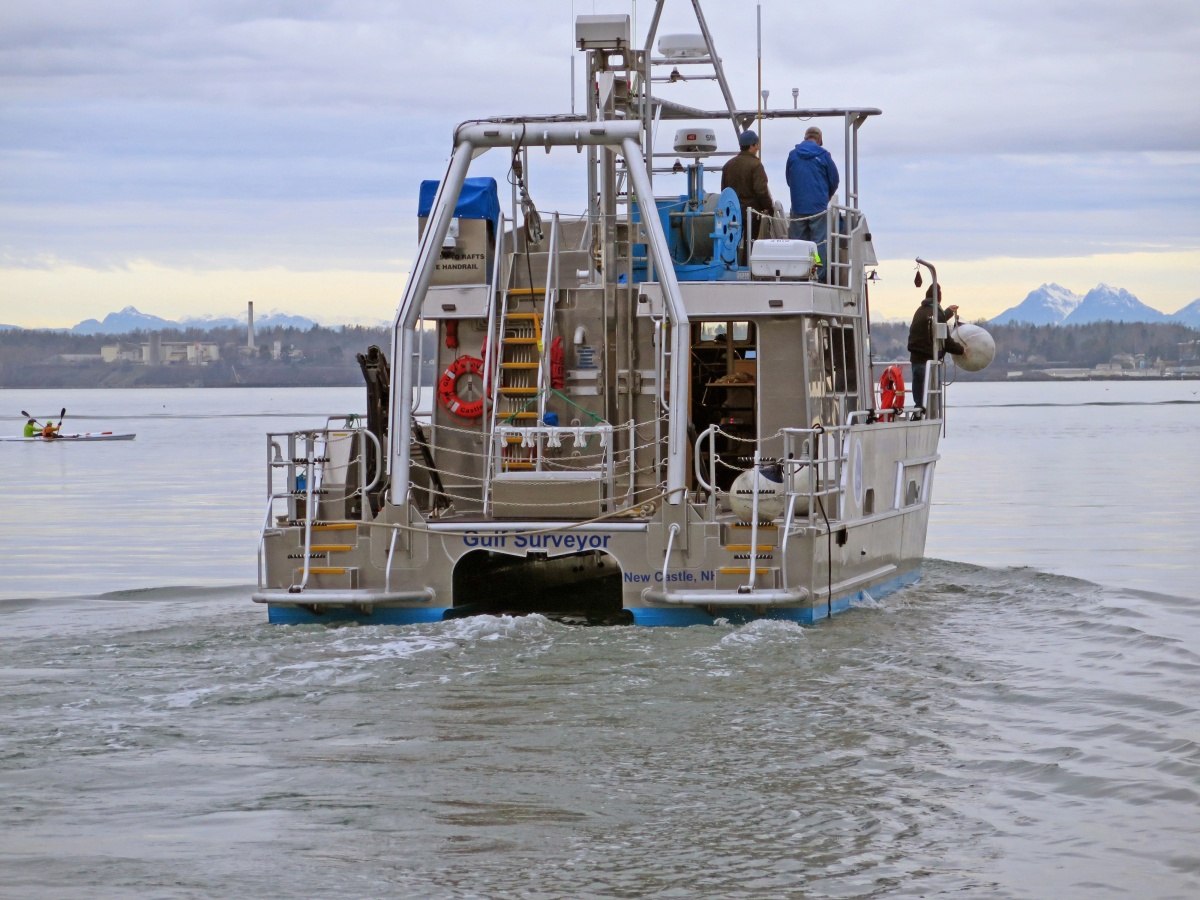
71 306 181 335
1063 284 1167 325
990 284 1081 325
256 312 318 330
177 313 242 329
1168 299 1200 328
178 310 318 331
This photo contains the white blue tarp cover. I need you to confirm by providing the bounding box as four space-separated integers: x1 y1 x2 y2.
418 177 501 227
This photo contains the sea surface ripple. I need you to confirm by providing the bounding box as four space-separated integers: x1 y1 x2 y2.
3 561 1199 898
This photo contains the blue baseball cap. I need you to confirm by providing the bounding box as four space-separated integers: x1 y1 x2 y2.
739 130 759 147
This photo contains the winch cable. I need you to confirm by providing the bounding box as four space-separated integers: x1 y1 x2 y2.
816 497 833 619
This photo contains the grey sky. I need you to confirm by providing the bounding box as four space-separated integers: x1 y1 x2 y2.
1 0 1197 322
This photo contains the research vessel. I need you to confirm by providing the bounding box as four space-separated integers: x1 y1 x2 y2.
253 1 989 626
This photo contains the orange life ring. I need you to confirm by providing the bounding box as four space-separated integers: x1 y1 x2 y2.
438 355 486 419
879 365 906 413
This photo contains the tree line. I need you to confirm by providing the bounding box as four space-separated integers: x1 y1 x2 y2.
868 320 1200 377
0 324 399 389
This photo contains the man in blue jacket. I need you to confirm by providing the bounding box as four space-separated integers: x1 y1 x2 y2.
785 126 839 279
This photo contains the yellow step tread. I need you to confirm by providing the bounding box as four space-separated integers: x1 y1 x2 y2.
313 523 357 531
500 362 540 369
724 545 775 553
500 387 540 395
309 544 352 553
506 288 546 296
502 338 540 345
306 567 349 575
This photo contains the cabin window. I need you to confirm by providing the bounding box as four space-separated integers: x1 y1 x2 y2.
898 462 930 508
905 479 921 505
698 321 752 342
806 318 859 426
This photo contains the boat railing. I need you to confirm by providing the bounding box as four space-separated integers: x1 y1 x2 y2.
824 204 861 289
692 422 849 596
693 423 848 521
259 426 382 592
743 204 861 288
869 359 944 420
488 419 635 507
480 212 509 516
537 213 562 424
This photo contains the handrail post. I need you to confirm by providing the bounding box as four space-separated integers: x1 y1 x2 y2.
390 139 476 510
538 213 560 425
481 212 507 517
359 429 367 521
385 528 398 593
661 522 681 586
622 136 689 506
744 450 761 593
297 432 316 591
692 424 719 518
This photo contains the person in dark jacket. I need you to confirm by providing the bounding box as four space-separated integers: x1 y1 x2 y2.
908 284 965 410
785 126 839 278
721 129 774 256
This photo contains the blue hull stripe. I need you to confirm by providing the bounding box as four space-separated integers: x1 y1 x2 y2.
267 606 450 626
629 568 921 626
265 568 922 627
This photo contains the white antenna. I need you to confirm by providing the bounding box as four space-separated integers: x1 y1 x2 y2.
756 4 762 128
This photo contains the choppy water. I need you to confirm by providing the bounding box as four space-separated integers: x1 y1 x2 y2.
2 383 1199 898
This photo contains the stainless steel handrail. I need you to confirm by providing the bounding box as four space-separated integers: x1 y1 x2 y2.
660 522 681 586
481 212 508 517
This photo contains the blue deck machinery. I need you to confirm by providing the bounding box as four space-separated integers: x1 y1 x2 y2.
632 127 744 283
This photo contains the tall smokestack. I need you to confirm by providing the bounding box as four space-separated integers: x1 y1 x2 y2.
247 301 255 350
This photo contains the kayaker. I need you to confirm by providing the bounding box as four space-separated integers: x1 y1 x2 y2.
23 418 38 437
41 420 60 439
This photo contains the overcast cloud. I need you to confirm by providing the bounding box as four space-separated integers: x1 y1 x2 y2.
1 0 1197 323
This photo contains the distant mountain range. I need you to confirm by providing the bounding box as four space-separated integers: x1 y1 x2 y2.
6 289 1198 335
2 306 391 335
991 284 1200 327
63 305 320 335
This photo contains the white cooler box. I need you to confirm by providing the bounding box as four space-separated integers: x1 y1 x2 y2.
749 239 818 280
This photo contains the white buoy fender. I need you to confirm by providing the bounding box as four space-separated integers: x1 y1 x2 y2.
729 466 787 523
950 323 996 372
